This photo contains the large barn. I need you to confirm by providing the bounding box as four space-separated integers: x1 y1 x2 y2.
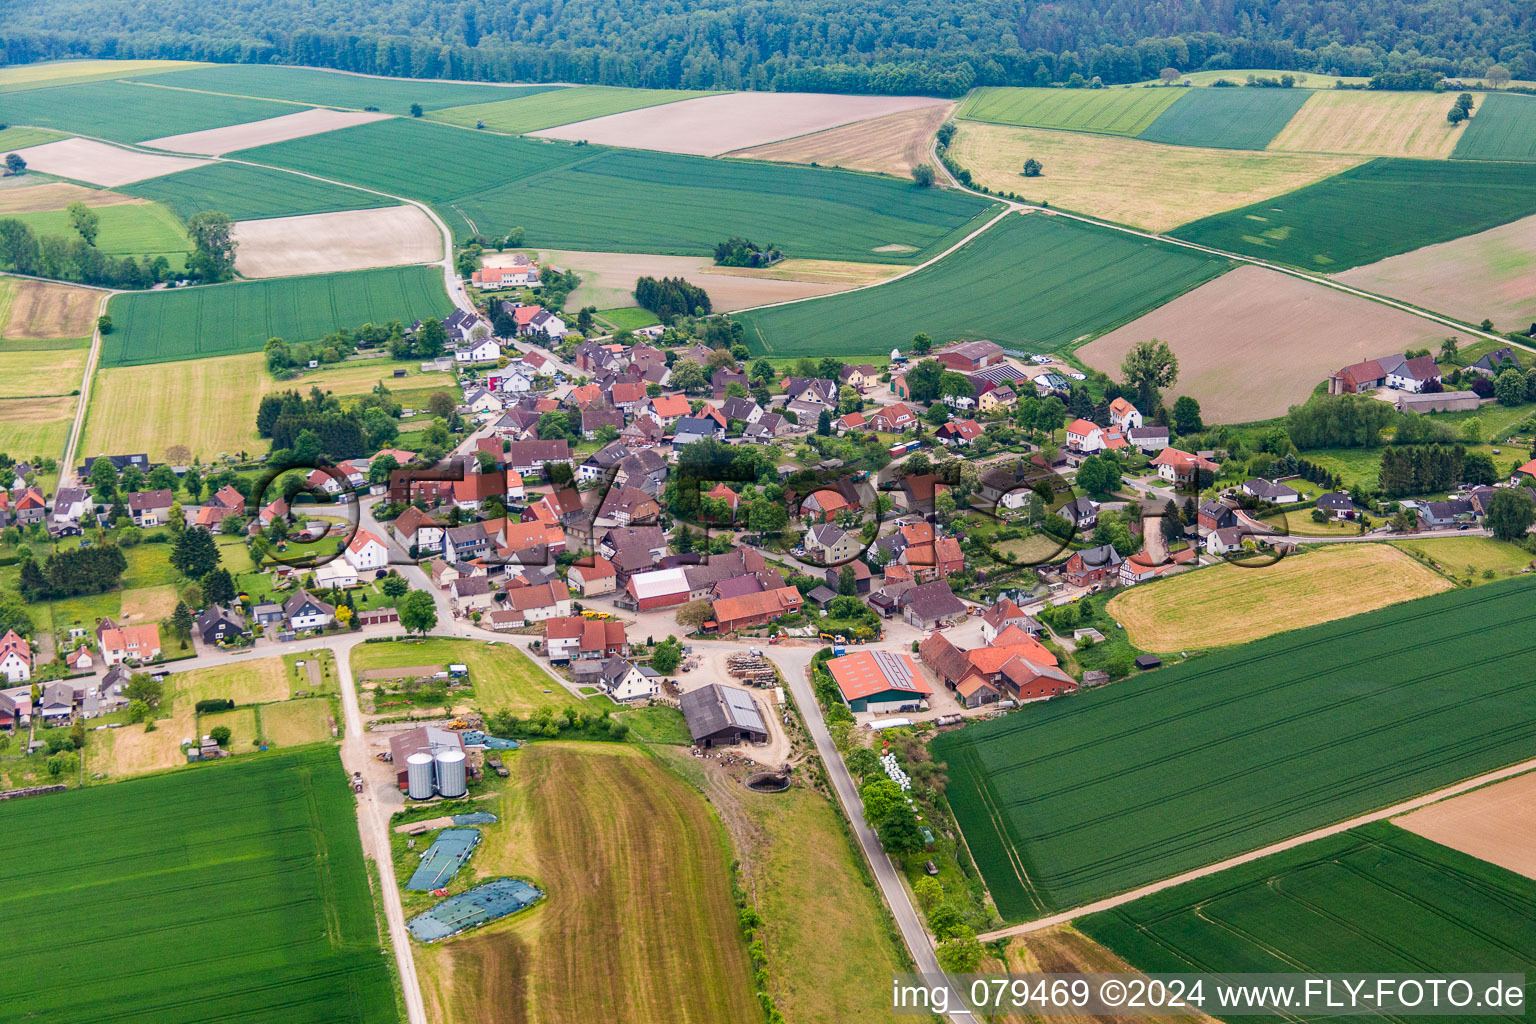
679 684 768 748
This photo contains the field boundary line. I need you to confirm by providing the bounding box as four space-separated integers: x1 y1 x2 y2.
125 78 330 111
60 288 113 486
977 752 1536 941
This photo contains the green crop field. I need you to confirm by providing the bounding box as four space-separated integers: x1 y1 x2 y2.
933 577 1536 922
1137 86 1311 149
0 79 297 143
735 212 1229 357
1452 92 1536 162
242 117 997 261
126 63 560 114
430 85 715 134
0 747 397 1023
1080 822 1536 1019
6 201 189 263
956 86 1184 135
1171 157 1536 270
0 124 68 150
102 265 452 366
123 161 395 221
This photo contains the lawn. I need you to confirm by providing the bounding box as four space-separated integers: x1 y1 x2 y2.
261 697 335 746
351 637 573 714
956 86 1183 136
735 211 1230 357
1106 543 1450 652
950 121 1362 233
0 78 297 144
1136 86 1311 150
933 576 1536 920
83 352 270 462
596 307 662 331
1452 91 1536 162
3 201 190 264
617 704 691 744
429 85 714 134
198 705 261 750
128 63 560 115
240 117 998 261
1393 535 1534 579
414 742 758 1024
171 657 290 707
102 266 453 366
1170 157 1536 270
0 747 396 1023
123 161 395 221
1079 821 1536 1018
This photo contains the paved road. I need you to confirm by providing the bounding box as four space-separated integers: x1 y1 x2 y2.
978 752 1536 943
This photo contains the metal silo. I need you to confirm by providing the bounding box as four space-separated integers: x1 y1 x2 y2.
406 752 436 800
435 749 467 798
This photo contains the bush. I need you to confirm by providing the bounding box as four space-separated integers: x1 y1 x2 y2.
195 698 235 713
209 726 232 746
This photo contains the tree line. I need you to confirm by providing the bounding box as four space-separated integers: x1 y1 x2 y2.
18 544 128 601
3 0 1532 96
634 276 711 323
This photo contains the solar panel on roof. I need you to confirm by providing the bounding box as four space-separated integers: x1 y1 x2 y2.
872 651 919 691
722 687 766 731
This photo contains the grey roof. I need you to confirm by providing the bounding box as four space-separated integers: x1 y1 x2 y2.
902 580 967 620
1243 478 1299 500
1075 544 1123 569
806 585 839 605
453 576 493 597
1316 491 1355 511
195 604 246 635
283 589 334 619
679 683 767 742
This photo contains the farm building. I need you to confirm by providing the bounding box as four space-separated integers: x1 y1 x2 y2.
390 726 467 796
622 567 693 610
680 683 769 747
900 580 968 630
709 586 803 633
827 650 933 713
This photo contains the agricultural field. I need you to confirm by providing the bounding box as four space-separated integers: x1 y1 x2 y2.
1395 770 1536 880
511 248 899 311
232 206 442 278
531 91 949 156
1164 69 1372 87
122 161 394 221
0 395 73 458
0 345 88 397
934 577 1536 919
1268 90 1468 158
0 79 296 144
1392 535 1535 579
1171 157 1536 270
1078 822 1536 1016
85 706 199 777
290 355 449 397
956 86 1183 135
1334 211 1536 331
82 352 269 461
0 58 200 92
351 637 573 714
1076 265 1476 422
729 102 955 177
1452 92 1536 162
0 181 146 214
430 84 714 135
126 63 560 115
0 747 397 1024
8 136 211 188
1136 86 1310 149
241 116 997 260
0 276 101 338
101 265 453 366
142 108 392 156
415 742 758 1024
0 124 67 149
949 122 1361 232
1106 544 1450 652
5 200 190 264
735 211 1230 357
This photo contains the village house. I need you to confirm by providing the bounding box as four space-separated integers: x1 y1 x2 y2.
1063 544 1123 587
98 622 162 666
980 598 1043 643
1241 478 1300 504
1150 447 1219 487
392 506 445 556
0 631 31 683
596 657 661 702
869 403 918 433
803 523 862 564
196 605 249 645
920 630 1072 707
283 590 335 631
935 419 983 446
344 528 391 573
567 556 618 597
125 489 175 527
1108 397 1143 431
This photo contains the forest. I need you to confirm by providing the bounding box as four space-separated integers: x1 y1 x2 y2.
1 0 1533 96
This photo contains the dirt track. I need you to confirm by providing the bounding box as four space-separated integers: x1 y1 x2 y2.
11 137 210 187
1078 264 1477 422
532 91 950 156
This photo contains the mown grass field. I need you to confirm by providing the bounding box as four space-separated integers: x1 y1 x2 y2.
5 200 189 263
172 657 290 707
430 85 714 134
0 747 397 1023
127 63 558 115
124 161 395 221
1171 157 1536 270
1452 92 1536 162
1079 822 1536 1016
415 742 758 1024
933 577 1536 921
83 352 269 461
1136 86 1311 150
736 211 1229 356
102 265 452 366
1393 535 1535 578
0 79 296 144
0 344 88 397
950 122 1361 232
241 116 997 260
1107 544 1450 651
956 86 1182 135
1268 90 1467 158
0 395 73 458
351 637 574 714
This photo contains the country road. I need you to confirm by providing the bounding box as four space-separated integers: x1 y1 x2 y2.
59 289 115 487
